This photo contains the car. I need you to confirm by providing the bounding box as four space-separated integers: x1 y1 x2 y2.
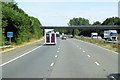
71 36 74 38
80 35 84 38
107 73 120 80
62 36 67 40
91 36 98 39
97 36 102 40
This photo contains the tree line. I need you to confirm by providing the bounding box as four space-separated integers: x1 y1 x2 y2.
55 17 120 37
1 1 120 46
2 2 43 45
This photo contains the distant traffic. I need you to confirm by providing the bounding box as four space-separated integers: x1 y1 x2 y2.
45 30 118 45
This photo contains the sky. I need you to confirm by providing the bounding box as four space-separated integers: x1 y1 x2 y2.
14 0 119 32
15 0 119 32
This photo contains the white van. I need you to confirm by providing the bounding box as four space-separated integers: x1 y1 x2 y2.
91 33 98 39
45 33 56 44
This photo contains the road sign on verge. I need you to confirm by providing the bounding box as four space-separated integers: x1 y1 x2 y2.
7 32 13 44
7 32 13 38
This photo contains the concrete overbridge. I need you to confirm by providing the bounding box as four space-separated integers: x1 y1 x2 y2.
41 25 120 37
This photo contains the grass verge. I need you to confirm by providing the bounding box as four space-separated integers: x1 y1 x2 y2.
75 36 120 53
0 37 44 53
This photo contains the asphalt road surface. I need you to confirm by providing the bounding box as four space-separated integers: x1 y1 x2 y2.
2 38 119 78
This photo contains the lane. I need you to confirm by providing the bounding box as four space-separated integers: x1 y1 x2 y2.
2 38 119 78
50 38 108 78
2 39 61 78
2 40 44 63
72 39 118 74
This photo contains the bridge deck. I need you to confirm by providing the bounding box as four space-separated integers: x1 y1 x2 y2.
41 25 120 29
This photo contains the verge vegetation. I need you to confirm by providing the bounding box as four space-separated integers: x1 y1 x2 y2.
55 17 120 37
76 36 120 53
2 2 43 46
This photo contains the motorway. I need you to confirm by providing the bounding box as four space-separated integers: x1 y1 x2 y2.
1 38 119 78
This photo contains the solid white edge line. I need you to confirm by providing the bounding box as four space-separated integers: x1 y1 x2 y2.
76 39 119 55
0 45 43 67
50 63 54 66
95 62 100 66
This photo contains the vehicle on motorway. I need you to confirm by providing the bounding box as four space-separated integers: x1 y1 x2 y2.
80 35 84 38
107 73 120 80
56 32 60 37
62 33 64 36
91 33 98 39
45 33 56 44
70 36 74 38
97 36 102 40
104 30 117 41
62 36 67 40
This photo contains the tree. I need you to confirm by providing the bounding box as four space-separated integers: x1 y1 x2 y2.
55 17 90 36
75 29 80 36
102 17 120 25
102 17 120 33
2 2 43 45
93 21 101 25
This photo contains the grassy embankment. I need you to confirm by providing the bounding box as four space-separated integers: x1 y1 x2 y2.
0 37 44 53
76 34 120 53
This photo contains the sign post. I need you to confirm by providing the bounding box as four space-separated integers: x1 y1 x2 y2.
7 32 13 44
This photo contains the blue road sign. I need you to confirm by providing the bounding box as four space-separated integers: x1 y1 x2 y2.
7 32 13 37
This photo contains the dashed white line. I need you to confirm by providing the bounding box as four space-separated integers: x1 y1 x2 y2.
87 55 91 58
83 51 85 53
50 63 54 66
95 62 100 66
55 55 58 58
0 45 43 67
80 48 81 49
78 40 119 55
57 51 59 53
58 48 60 50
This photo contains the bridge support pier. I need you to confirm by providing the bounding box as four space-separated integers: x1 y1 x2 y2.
43 29 45 36
72 29 75 37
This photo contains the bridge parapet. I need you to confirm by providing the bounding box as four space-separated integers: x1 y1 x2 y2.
41 25 120 30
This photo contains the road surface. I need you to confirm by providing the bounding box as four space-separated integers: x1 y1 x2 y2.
1 38 119 78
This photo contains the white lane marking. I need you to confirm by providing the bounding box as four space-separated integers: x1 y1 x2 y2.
87 55 91 58
78 40 119 55
0 45 43 67
80 48 81 49
95 62 100 66
55 55 58 58
83 50 85 53
57 51 59 53
58 48 60 50
50 63 54 66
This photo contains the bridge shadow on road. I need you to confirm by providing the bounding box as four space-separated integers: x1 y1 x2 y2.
43 44 56 46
